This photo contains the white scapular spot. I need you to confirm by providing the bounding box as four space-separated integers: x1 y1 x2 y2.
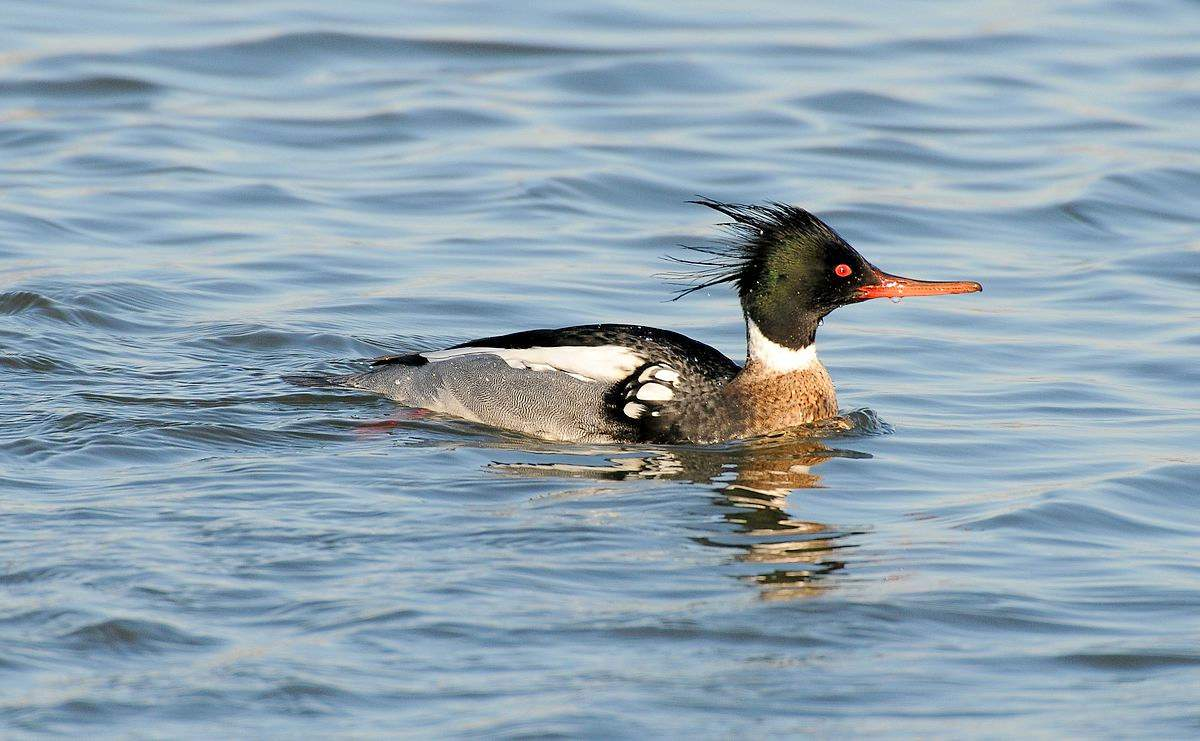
622 402 646 419
653 368 680 384
635 383 674 402
420 345 644 384
638 365 680 385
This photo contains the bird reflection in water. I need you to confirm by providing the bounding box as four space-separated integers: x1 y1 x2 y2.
489 417 875 601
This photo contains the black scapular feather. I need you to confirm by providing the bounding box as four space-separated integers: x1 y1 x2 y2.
661 197 848 301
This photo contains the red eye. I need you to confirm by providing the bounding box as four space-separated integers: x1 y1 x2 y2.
834 263 852 277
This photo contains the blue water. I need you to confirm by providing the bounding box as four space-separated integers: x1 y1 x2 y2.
3 0 1199 736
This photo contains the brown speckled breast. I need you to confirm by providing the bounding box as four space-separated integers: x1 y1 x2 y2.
720 359 838 438
667 359 838 443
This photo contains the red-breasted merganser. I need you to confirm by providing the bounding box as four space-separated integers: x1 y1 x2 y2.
297 199 981 443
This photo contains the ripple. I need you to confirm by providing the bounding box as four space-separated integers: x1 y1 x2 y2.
803 137 1038 173
969 498 1189 537
61 618 219 655
0 290 62 317
798 90 940 117
1060 650 1200 671
257 681 357 715
0 566 71 585
55 154 193 176
1131 53 1200 74
0 75 161 98
0 208 81 242
0 286 177 332
33 31 633 81
216 108 515 150
544 59 744 96
185 327 358 353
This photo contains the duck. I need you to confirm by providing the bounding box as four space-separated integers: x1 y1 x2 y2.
294 199 981 444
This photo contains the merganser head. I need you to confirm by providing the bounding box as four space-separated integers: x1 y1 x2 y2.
670 199 982 349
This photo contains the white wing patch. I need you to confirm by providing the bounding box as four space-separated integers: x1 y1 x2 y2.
420 345 644 384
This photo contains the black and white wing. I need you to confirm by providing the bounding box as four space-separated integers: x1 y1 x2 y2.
358 324 739 442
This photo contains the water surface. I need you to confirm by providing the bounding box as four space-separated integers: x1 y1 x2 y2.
2 0 1199 736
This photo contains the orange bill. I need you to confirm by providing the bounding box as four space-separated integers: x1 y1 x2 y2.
856 268 982 300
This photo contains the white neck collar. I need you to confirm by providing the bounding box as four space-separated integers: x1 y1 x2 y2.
746 319 818 374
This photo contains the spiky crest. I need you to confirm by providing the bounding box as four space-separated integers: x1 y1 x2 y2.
662 197 849 300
